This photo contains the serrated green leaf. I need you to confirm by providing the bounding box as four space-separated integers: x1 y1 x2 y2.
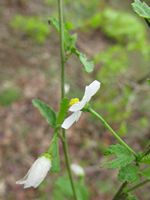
118 164 139 182
49 17 59 31
32 99 56 128
104 144 135 169
50 135 60 173
57 98 69 126
78 52 94 73
132 0 150 19
142 167 150 179
140 154 150 164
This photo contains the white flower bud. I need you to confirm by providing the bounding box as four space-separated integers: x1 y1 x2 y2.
16 156 51 189
71 163 85 177
64 83 70 94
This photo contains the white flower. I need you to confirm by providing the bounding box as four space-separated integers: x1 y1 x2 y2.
16 156 51 189
71 163 85 177
61 80 101 129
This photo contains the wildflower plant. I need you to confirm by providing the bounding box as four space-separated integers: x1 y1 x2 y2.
16 0 150 199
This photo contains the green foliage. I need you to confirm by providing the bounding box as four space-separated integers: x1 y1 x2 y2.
57 98 69 126
127 193 138 200
50 135 60 173
118 164 139 182
0 87 21 106
11 15 50 44
140 154 150 164
132 0 150 19
52 176 89 200
32 99 56 128
94 45 128 82
50 17 77 54
104 144 135 169
89 8 148 53
142 167 150 179
50 17 94 73
77 52 94 73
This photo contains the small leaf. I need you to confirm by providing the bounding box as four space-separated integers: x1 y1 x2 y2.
49 17 59 31
78 52 94 73
118 164 139 182
57 98 69 125
50 135 60 172
32 99 56 128
140 154 150 164
49 17 77 54
104 144 135 169
132 0 150 19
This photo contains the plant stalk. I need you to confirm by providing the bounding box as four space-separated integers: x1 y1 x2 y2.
127 179 149 193
112 181 128 200
88 107 137 157
57 0 78 199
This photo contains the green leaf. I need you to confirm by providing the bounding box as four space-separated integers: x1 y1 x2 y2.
127 193 138 200
104 144 135 169
50 135 60 172
140 154 150 164
132 0 150 19
49 17 77 54
57 98 69 126
49 17 59 31
50 17 94 73
118 164 139 182
78 52 94 73
148 79 150 85
142 167 150 179
52 176 89 200
32 99 56 128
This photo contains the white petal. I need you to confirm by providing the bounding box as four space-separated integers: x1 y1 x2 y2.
61 111 82 129
69 80 101 112
16 156 51 189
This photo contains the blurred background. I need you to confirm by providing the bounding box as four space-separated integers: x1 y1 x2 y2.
0 0 150 199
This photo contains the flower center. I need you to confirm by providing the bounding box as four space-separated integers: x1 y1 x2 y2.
69 98 80 106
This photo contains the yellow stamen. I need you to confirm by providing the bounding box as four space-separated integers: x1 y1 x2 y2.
69 98 80 106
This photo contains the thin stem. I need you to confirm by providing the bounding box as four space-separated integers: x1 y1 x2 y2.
88 107 137 157
127 180 149 193
112 181 128 200
62 130 78 200
141 142 150 159
57 0 78 199
58 0 65 99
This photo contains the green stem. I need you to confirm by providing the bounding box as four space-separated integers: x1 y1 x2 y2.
62 130 78 200
141 142 150 159
127 180 149 193
88 107 137 157
112 181 128 200
58 0 78 200
58 0 65 99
